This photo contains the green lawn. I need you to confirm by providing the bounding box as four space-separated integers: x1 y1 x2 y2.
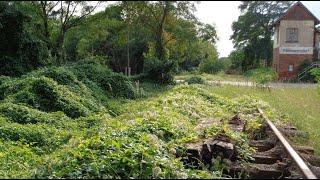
202 84 320 155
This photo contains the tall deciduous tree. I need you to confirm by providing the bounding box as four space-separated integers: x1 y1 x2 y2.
53 1 101 63
123 1 196 61
29 1 101 63
231 1 293 71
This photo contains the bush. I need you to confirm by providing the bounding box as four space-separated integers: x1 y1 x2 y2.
0 118 71 149
310 68 320 82
0 102 71 125
145 60 175 84
244 68 277 85
101 74 136 99
0 61 139 119
143 48 176 84
310 68 320 94
186 76 205 84
40 67 77 85
70 60 137 98
32 77 93 118
199 57 231 74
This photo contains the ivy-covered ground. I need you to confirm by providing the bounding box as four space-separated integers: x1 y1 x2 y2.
0 61 283 178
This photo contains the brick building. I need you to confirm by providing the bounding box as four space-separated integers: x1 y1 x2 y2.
271 1 320 80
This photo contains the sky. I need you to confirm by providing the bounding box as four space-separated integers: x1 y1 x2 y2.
96 1 320 58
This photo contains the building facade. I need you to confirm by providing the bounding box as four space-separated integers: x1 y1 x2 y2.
272 2 320 80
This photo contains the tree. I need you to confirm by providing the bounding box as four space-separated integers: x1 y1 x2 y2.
27 1 101 63
64 3 151 74
231 1 293 71
126 1 196 61
229 49 245 72
63 1 218 80
115 1 198 82
197 22 218 44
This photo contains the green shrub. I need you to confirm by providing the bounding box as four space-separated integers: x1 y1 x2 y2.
10 90 38 107
101 73 136 99
0 75 101 119
199 58 231 74
310 68 320 94
143 51 176 84
186 76 205 84
244 68 277 85
40 67 77 85
310 68 320 82
70 60 137 98
0 77 27 100
69 59 112 82
32 77 92 118
0 102 72 126
0 61 138 118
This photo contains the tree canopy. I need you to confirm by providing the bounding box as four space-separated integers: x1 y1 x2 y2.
0 1 219 82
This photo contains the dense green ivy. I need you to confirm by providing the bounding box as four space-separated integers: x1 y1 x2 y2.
0 60 280 178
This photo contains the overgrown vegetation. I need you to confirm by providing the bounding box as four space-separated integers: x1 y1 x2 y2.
0 61 279 178
199 57 231 74
0 2 49 76
0 1 220 84
0 1 317 179
244 68 278 85
205 84 320 155
310 68 320 94
186 76 205 84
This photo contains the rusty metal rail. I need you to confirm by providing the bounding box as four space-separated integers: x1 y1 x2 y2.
258 108 317 179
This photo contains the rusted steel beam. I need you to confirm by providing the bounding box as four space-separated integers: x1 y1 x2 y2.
258 108 317 179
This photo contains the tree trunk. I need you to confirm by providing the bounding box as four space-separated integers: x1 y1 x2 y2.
55 29 66 65
40 1 51 49
154 1 170 61
155 29 165 61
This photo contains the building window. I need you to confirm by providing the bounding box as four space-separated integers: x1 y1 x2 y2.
288 64 294 72
286 28 298 43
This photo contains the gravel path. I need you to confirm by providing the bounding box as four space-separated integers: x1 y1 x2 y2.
176 79 318 88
